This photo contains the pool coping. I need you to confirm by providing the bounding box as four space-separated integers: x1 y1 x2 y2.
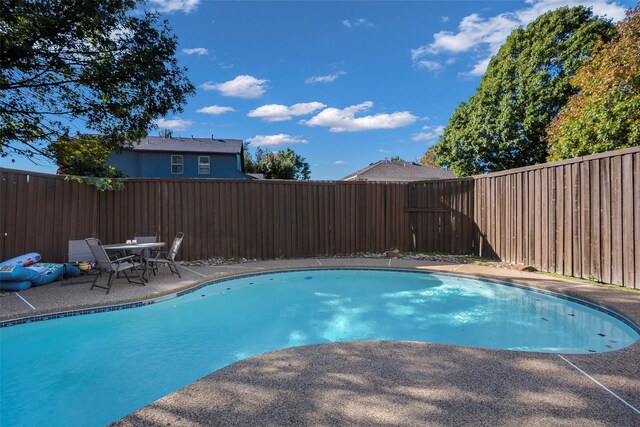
2 266 639 339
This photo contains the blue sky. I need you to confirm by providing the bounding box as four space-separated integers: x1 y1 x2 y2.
2 0 632 179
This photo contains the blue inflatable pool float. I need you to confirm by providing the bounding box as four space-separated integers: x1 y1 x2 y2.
0 265 42 283
0 259 80 291
0 252 41 268
27 263 66 286
0 280 32 291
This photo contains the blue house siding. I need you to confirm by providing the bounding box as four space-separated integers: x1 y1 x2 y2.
106 151 249 179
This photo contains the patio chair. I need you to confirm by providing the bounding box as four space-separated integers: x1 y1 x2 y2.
67 238 97 263
85 238 145 294
130 232 158 264
132 232 157 252
61 237 100 286
148 232 184 278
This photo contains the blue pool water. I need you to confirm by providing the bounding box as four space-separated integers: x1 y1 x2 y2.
1 269 638 426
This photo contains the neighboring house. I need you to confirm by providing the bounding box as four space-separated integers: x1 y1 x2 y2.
105 136 253 179
342 160 456 182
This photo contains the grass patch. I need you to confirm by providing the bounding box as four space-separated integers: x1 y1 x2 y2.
539 271 640 293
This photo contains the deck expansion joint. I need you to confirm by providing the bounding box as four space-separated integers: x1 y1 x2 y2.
15 293 36 310
558 355 640 415
177 265 208 278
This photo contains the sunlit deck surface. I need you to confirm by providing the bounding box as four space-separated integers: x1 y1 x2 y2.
2 258 639 426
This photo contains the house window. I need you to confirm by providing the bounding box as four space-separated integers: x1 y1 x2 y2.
171 155 183 174
198 156 210 175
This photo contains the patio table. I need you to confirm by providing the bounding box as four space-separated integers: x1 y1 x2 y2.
102 242 165 282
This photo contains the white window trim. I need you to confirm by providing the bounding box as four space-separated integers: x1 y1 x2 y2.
171 155 184 174
198 156 210 175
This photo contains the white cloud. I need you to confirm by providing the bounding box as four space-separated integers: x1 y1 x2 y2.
441 16 450 23
201 75 268 98
182 47 208 55
411 125 445 142
416 60 442 72
305 71 346 84
468 58 492 76
334 160 347 165
379 149 392 154
109 27 133 43
148 0 200 13
155 117 192 131
196 105 235 115
411 0 627 76
302 102 417 133
342 18 376 28
247 102 326 122
247 134 308 147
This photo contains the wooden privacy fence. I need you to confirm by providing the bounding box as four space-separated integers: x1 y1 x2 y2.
474 146 640 289
0 169 472 263
0 146 637 288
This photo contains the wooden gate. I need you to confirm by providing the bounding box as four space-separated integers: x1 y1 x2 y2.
405 179 475 254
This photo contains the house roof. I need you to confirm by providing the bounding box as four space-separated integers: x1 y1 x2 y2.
342 160 456 181
126 136 243 154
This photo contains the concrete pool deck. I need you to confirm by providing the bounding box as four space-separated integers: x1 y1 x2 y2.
1 258 639 425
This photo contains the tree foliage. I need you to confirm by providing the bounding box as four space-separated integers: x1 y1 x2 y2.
48 135 125 177
46 135 126 190
432 7 615 176
0 0 194 165
420 147 437 166
244 144 311 180
546 7 640 160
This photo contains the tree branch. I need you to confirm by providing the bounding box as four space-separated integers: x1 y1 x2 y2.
5 79 83 89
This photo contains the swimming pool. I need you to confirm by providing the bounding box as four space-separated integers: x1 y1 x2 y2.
1 269 638 426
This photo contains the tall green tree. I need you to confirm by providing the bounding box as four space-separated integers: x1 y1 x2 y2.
243 143 257 174
0 0 194 166
547 7 640 160
244 144 311 180
433 6 615 176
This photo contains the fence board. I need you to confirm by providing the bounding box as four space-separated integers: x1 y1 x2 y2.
580 161 591 280
611 156 623 285
590 161 601 282
600 158 612 284
621 155 635 288
634 153 640 289
555 167 564 275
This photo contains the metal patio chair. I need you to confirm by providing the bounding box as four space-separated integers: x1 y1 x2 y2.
85 238 145 294
148 232 184 278
61 237 100 286
130 232 158 266
67 238 96 264
132 232 157 253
